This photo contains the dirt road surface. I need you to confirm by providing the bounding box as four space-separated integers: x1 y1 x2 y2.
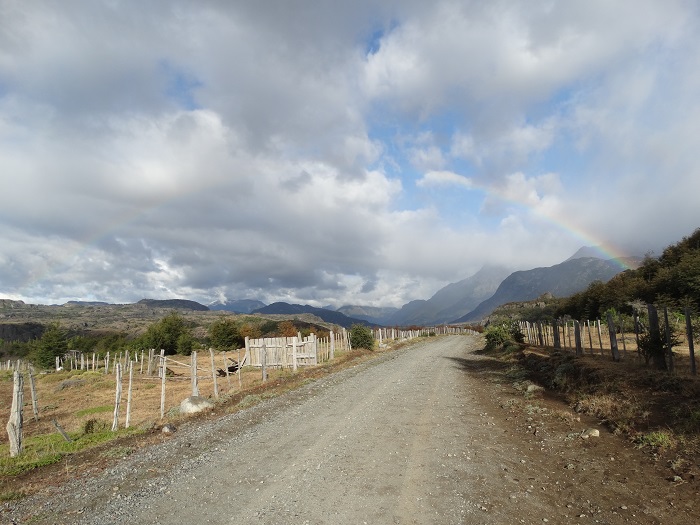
6 335 697 524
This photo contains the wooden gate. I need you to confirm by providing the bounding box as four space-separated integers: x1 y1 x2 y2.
245 335 318 369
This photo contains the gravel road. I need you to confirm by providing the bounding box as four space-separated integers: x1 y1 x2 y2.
7 335 697 524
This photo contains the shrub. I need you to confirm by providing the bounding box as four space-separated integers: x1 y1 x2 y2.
634 430 674 450
140 312 193 355
209 317 244 350
484 321 523 351
349 324 374 350
82 418 109 435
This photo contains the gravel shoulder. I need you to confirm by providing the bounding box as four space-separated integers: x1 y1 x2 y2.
5 335 697 524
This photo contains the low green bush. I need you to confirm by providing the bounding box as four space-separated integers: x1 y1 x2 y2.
349 324 374 350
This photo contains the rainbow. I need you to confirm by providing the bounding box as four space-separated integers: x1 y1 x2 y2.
418 168 634 270
475 178 633 270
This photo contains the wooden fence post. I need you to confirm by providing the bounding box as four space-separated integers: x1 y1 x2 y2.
125 360 134 429
238 346 242 389
606 313 620 362
647 304 665 369
664 307 675 373
619 321 628 357
51 419 72 443
222 351 231 388
553 320 561 349
574 320 583 356
6 371 23 457
596 319 604 354
686 308 696 376
28 368 39 422
191 351 199 397
159 350 166 419
210 348 219 399
586 320 594 355
330 330 335 360
111 363 122 431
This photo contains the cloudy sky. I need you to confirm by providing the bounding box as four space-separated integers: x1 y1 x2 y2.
1 1 699 308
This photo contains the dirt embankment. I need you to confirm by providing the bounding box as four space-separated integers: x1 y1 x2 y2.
4 335 698 524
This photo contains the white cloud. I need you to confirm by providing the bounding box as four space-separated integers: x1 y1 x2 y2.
0 1 699 309
417 171 473 189
451 119 557 169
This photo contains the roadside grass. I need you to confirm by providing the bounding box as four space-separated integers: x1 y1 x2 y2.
75 405 113 418
0 426 144 476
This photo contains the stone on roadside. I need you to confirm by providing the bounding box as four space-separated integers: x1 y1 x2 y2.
161 423 177 434
180 395 215 415
581 428 600 439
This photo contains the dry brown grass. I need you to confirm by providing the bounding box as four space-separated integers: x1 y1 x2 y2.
0 350 351 442
511 342 700 461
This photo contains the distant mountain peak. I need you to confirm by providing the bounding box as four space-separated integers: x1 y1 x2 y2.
566 246 608 261
208 299 266 314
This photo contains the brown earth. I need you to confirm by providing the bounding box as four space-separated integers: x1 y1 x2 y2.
3 335 699 524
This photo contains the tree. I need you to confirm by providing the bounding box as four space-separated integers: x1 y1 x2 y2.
34 323 68 368
278 321 298 337
141 312 193 355
239 322 262 340
209 317 244 350
349 324 374 350
176 332 195 356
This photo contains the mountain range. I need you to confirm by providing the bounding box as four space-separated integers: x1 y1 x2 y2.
380 265 512 326
40 246 638 327
452 256 629 323
251 302 371 328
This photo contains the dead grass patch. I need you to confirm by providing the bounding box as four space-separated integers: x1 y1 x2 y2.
505 344 700 461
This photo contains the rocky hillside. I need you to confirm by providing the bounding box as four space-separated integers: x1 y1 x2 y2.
453 257 626 323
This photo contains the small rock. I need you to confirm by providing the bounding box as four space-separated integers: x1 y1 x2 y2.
672 475 683 483
180 395 215 414
581 428 600 439
526 384 544 394
162 423 177 434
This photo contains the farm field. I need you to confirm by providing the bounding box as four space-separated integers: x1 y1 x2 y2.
1 350 263 442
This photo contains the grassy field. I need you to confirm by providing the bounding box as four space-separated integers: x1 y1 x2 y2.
0 350 320 479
